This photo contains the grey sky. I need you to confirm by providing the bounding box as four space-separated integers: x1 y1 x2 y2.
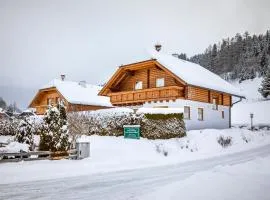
0 0 269 108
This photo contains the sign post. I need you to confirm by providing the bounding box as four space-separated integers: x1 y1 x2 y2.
123 125 140 139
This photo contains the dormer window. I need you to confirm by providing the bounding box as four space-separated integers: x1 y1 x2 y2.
156 78 165 87
135 81 143 90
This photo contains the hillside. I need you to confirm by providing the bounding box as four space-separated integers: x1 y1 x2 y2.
231 77 270 126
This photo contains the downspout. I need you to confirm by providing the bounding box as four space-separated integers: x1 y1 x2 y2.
229 96 245 128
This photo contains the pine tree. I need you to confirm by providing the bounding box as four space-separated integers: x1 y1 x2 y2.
259 51 269 77
0 97 7 109
39 102 70 151
258 70 270 98
15 117 34 150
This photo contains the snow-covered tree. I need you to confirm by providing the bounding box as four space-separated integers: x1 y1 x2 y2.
14 117 34 150
258 70 270 98
39 101 70 151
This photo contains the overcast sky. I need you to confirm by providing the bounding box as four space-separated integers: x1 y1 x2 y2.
0 0 269 108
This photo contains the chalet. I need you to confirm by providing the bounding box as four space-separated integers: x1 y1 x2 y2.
99 48 245 130
29 76 111 115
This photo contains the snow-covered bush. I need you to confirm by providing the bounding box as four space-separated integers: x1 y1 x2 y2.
0 119 19 136
39 102 70 152
217 135 232 148
14 117 34 150
67 108 186 139
141 113 186 139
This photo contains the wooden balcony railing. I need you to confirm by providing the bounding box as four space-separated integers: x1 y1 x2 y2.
108 86 184 105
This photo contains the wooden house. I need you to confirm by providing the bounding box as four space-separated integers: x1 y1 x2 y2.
99 49 245 130
29 77 111 115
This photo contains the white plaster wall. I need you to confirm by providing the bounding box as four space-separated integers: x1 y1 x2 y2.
143 99 230 130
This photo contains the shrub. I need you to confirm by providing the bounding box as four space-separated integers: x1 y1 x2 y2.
217 135 232 148
39 102 70 152
14 117 35 150
67 109 186 140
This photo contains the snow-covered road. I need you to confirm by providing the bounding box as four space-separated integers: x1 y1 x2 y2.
1 144 270 200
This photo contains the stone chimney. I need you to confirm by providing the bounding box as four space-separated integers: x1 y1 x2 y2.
155 43 162 52
61 74 66 81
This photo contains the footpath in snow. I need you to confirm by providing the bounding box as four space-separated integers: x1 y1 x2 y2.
0 127 270 184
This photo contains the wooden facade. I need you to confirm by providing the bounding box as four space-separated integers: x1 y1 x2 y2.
99 60 232 107
29 88 110 115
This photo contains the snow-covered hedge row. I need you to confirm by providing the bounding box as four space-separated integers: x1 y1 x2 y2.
0 117 42 136
68 108 186 139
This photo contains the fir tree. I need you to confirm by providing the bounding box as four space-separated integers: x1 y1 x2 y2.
259 51 269 77
15 117 34 150
39 102 70 151
258 70 270 98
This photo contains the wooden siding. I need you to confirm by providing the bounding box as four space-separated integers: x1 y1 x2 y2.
117 66 181 91
30 88 109 115
223 94 231 106
187 86 209 103
187 86 231 106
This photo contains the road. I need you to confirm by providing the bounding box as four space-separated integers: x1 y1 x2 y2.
1 144 270 200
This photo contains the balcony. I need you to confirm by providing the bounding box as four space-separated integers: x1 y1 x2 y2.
108 86 184 105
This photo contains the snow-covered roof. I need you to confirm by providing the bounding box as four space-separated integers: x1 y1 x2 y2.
41 79 112 107
150 51 245 97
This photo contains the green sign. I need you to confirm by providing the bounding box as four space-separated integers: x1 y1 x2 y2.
123 125 140 139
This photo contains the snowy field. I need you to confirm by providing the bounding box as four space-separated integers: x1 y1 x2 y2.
1 127 270 184
231 77 270 126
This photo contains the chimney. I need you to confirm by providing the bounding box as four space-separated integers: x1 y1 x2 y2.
61 74 66 81
155 43 162 52
78 80 87 88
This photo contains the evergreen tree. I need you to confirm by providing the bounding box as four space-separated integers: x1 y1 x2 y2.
15 117 34 150
0 97 7 109
258 70 270 98
39 101 70 151
259 51 269 77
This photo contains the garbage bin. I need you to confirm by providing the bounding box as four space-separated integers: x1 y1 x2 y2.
76 142 90 159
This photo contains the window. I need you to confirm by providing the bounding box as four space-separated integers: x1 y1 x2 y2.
184 106 190 120
222 111 225 119
47 98 52 105
135 81 143 90
156 78 165 87
55 97 60 104
212 97 218 110
198 108 204 121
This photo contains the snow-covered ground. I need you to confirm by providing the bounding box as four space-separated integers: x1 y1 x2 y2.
1 128 270 184
231 77 270 126
1 143 270 200
141 155 270 200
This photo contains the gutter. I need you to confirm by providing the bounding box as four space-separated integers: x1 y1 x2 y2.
229 96 245 128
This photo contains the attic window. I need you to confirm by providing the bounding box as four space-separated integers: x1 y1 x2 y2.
156 78 165 87
135 81 143 90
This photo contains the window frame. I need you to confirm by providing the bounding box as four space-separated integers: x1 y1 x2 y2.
221 110 225 119
184 106 190 120
134 81 143 90
212 97 218 110
156 77 165 88
198 108 204 121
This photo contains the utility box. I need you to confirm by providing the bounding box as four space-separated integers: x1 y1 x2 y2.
76 142 90 159
123 125 140 139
